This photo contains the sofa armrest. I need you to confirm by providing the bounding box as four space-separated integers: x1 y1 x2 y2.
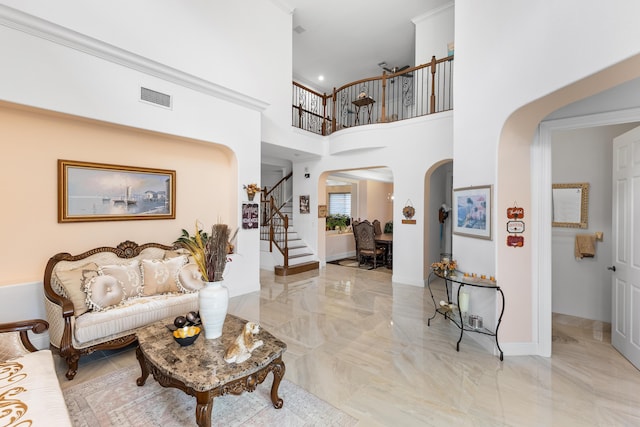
0 319 49 360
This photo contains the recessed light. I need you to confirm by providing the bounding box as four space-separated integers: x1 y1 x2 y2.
318 75 324 81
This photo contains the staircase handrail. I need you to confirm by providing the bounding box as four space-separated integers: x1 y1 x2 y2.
267 196 289 268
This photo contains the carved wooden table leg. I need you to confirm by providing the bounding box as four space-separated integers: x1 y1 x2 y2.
135 346 149 386
194 391 213 427
270 357 286 409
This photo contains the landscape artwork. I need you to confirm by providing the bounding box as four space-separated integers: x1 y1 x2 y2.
58 160 176 222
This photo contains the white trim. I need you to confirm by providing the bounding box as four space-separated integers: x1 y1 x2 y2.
501 342 539 356
535 107 640 357
412 2 455 24
0 5 268 112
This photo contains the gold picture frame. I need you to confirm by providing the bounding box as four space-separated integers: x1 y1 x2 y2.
58 159 176 223
552 183 589 228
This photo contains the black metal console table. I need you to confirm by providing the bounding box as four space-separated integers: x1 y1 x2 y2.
427 270 505 361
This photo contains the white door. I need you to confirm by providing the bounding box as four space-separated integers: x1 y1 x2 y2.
611 126 640 368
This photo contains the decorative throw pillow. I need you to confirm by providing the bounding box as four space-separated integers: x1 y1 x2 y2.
99 260 143 299
141 255 187 296
176 263 205 293
84 275 125 311
53 262 99 316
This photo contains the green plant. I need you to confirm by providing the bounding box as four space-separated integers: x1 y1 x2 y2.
326 214 350 230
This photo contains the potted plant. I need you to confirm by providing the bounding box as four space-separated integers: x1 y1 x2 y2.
326 214 350 232
243 183 262 201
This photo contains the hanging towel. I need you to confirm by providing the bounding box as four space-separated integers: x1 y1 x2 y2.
575 234 596 259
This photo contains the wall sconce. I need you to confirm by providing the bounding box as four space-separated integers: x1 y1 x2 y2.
387 192 394 202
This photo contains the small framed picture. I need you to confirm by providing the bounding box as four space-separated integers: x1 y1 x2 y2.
453 185 492 240
318 205 327 218
242 203 259 229
300 195 310 214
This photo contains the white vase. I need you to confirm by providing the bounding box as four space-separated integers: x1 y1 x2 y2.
198 281 229 339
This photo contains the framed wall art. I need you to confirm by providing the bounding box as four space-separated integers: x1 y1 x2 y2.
242 202 259 229
453 185 492 240
300 195 310 214
552 182 589 228
58 159 176 223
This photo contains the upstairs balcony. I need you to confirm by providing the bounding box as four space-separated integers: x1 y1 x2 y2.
292 55 453 136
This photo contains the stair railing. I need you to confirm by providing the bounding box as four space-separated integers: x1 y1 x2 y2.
260 172 293 268
267 196 289 269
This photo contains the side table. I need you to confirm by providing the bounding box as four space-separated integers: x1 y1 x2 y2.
352 96 375 125
427 270 505 360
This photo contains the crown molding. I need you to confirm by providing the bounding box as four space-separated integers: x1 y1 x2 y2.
267 0 294 14
0 5 269 112
412 2 454 25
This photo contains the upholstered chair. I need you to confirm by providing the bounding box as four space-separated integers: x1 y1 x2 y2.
353 221 385 269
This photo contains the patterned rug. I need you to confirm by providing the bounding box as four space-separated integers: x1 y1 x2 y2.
63 365 357 427
329 257 391 272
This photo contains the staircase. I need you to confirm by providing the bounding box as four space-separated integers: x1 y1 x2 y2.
261 175 319 276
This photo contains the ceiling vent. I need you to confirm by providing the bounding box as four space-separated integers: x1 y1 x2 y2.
140 87 172 109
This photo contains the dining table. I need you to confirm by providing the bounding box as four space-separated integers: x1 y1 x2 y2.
374 233 393 268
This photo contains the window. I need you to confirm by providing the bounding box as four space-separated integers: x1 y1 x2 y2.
329 192 351 216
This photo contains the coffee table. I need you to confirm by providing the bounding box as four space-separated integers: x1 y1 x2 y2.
135 314 287 427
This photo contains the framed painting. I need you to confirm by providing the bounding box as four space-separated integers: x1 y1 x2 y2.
453 185 492 240
58 159 176 223
242 203 259 229
300 195 310 214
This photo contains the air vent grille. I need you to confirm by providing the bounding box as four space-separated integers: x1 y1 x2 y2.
140 87 171 108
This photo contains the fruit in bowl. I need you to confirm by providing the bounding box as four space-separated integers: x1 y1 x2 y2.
172 325 201 346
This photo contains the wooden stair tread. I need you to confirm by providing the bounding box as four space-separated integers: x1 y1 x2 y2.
274 261 319 276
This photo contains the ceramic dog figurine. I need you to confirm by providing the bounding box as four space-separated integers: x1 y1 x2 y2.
223 321 263 364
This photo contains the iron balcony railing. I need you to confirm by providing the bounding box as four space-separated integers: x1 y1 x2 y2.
292 55 453 136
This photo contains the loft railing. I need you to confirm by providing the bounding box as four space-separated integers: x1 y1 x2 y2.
292 55 453 136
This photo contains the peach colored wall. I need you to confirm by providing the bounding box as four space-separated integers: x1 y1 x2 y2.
0 102 236 286
366 181 393 225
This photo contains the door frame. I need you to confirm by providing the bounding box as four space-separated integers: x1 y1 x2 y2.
535 107 640 356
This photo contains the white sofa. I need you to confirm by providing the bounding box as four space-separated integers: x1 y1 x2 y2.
43 240 202 380
0 319 72 426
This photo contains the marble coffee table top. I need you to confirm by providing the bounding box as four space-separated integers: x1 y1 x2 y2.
136 314 287 392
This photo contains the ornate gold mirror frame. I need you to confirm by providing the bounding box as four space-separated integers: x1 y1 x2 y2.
552 183 589 228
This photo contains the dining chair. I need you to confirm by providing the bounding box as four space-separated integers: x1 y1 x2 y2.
353 221 385 269
372 219 382 236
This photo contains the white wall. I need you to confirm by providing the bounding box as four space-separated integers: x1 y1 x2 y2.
551 124 637 322
293 113 453 286
0 2 292 305
414 2 454 63
455 0 640 350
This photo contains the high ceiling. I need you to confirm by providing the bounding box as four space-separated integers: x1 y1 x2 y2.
289 0 451 94
263 0 451 168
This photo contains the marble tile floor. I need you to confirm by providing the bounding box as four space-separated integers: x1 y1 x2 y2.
54 264 640 426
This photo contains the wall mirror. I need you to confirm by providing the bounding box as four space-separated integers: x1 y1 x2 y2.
552 183 589 228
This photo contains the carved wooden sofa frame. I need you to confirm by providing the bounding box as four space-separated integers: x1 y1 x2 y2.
43 240 186 380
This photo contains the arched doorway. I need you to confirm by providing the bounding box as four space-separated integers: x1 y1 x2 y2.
318 167 394 266
424 160 453 274
497 55 640 356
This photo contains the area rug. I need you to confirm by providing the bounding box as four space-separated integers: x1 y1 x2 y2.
329 257 391 272
63 365 357 427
